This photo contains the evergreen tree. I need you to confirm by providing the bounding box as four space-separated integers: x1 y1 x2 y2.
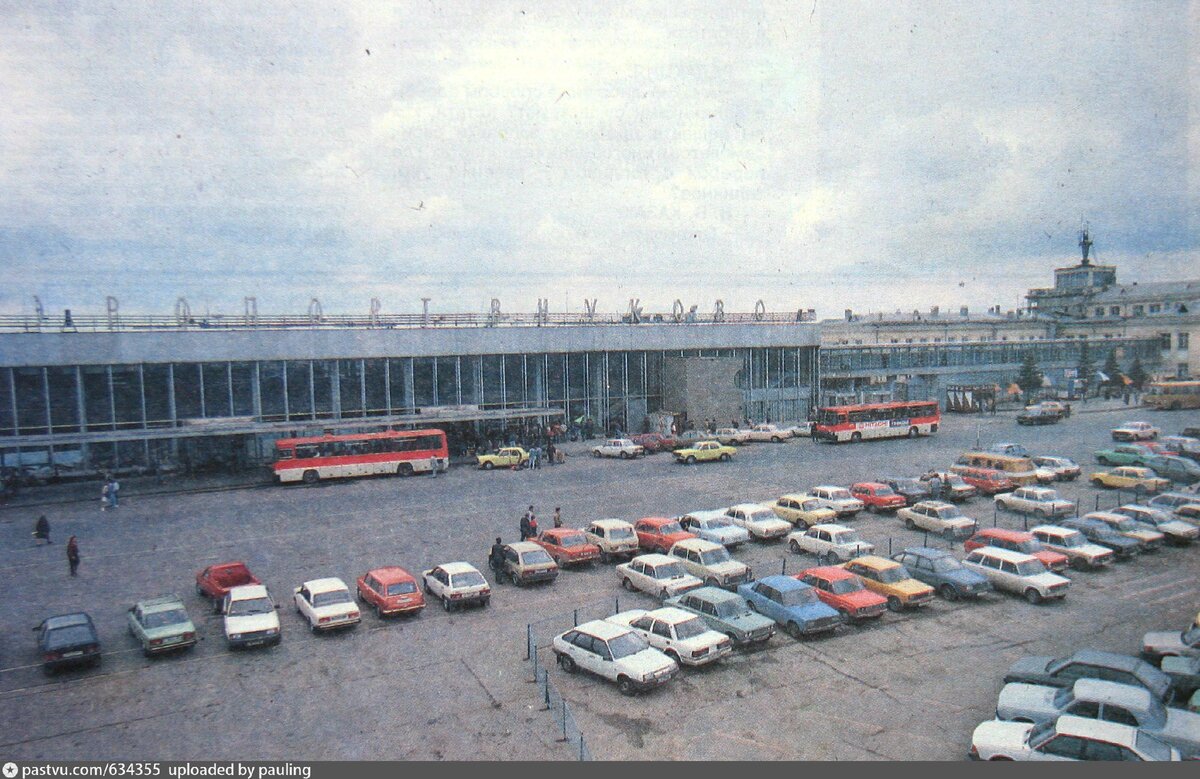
1127 357 1148 390
1076 342 1095 389
1016 352 1044 401
1102 350 1121 386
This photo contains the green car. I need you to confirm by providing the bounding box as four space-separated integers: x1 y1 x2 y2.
1094 443 1156 467
127 595 198 656
664 586 775 647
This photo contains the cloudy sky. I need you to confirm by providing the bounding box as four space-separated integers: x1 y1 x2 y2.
1 1 1195 320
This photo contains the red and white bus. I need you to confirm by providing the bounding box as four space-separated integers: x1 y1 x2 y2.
812 400 940 443
273 429 449 484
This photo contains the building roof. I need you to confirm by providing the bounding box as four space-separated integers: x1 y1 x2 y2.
1090 280 1200 305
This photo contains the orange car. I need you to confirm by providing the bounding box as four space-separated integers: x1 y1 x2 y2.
533 528 601 567
963 528 1069 573
355 566 426 618
634 517 697 554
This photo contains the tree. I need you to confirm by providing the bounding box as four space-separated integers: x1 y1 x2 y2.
1102 350 1121 385
1127 357 1148 390
1015 352 1044 401
1076 342 1095 393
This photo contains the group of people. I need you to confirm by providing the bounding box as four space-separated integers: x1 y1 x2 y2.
31 514 80 576
517 505 563 540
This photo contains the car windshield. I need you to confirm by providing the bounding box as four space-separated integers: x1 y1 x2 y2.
827 489 852 500
706 517 734 528
936 506 963 518
1028 721 1056 749
141 609 189 629
607 631 650 659
1107 518 1138 532
872 486 895 496
932 557 962 573
779 587 819 606
673 618 709 640
557 533 587 547
744 509 775 522
45 625 95 648
1013 539 1038 554
834 531 862 544
1182 626 1200 645
699 548 732 565
229 597 274 616
873 566 909 584
1055 533 1084 548
521 549 554 565
654 563 687 579
658 522 684 535
1014 560 1047 576
894 479 921 490
945 476 968 487
312 590 352 608
1135 731 1173 761
608 527 636 541
451 571 486 588
714 599 751 618
385 581 417 596
828 578 863 595
801 500 823 511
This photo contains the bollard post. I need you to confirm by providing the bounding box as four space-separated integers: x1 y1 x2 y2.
993 504 998 527
580 735 585 761
561 699 568 741
923 531 928 548
888 537 893 556
573 608 578 627
781 558 787 575
526 623 532 661
615 595 620 614
1095 495 1100 511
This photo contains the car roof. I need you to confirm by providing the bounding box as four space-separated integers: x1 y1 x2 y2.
673 537 721 551
137 594 186 612
811 522 854 533
229 584 268 599
646 606 702 625
812 485 847 491
1054 715 1140 747
507 541 543 553
757 574 809 591
303 577 349 593
845 555 899 571
727 502 770 512
902 546 951 558
685 586 739 603
573 619 634 641
630 553 676 566
542 527 584 538
210 560 250 570
682 509 728 521
1065 649 1148 673
802 566 854 580
43 612 92 628
966 546 1036 564
779 493 820 502
438 561 480 575
367 566 416 583
1084 511 1127 522
975 527 1030 541
1030 524 1077 537
589 518 633 529
915 500 956 510
1072 678 1154 709
637 516 677 526
852 481 887 489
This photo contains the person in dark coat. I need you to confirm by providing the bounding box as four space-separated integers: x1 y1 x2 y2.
489 537 505 573
34 515 52 545
66 535 80 576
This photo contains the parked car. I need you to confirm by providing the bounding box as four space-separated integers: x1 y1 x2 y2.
964 528 1069 572
994 486 1075 518
630 433 678 454
970 715 1181 761
849 482 907 513
919 471 979 501
890 547 991 601
722 503 791 541
673 440 736 464
840 555 934 611
667 538 752 589
951 467 1016 495
897 500 978 540
1017 407 1063 425
1004 650 1176 702
1142 623 1200 663
1082 511 1165 552
592 438 645 459
744 423 793 443
634 517 697 553
35 612 101 673
1147 492 1200 520
221 585 281 649
475 447 529 470
784 421 814 437
1059 516 1143 560
1094 443 1157 467
1142 455 1200 486
552 619 678 695
195 561 261 610
1112 505 1198 545
663 587 776 647
1028 525 1115 571
714 427 751 446
532 528 601 567
1089 466 1171 493
787 523 874 564
421 562 491 610
808 486 865 517
1161 656 1200 701
1112 421 1160 442
615 553 703 598
1032 456 1082 482
355 566 426 618
736 575 842 638
795 566 888 623
492 541 559 586
294 577 361 633
584 518 641 562
607 607 734 667
961 547 1070 604
991 443 1033 458
880 477 933 505
1159 436 1200 463
998 678 1200 757
1029 400 1070 417
678 510 751 548
127 595 197 656
768 494 838 528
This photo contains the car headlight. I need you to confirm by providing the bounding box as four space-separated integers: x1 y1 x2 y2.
228 633 243 640
265 627 279 635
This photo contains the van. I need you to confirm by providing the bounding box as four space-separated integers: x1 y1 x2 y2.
954 452 1040 485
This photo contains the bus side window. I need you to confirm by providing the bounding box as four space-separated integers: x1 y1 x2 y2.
276 449 294 460
295 444 320 459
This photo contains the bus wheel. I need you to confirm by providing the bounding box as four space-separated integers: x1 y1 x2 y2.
850 432 862 443
908 427 918 438
302 470 319 485
397 463 414 477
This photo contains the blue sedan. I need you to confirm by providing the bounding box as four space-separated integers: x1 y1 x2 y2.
891 547 991 601
737 575 842 638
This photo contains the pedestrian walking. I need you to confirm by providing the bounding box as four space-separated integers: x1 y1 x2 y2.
546 442 557 466
553 507 562 528
100 481 110 512
33 514 52 545
928 473 943 501
66 535 80 576
520 506 535 540
489 536 505 575
429 455 438 477
110 477 120 508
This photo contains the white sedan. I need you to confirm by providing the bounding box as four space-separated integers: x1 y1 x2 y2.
744 424 794 443
722 503 792 541
294 577 361 633
606 607 733 667
421 562 492 611
970 715 1180 761
615 554 703 598
592 438 645 459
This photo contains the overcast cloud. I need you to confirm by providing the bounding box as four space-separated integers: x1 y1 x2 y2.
0 1 1195 319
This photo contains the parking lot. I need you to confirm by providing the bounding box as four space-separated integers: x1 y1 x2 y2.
0 405 1196 760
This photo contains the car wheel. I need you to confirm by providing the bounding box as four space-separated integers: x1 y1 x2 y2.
558 654 577 674
686 455 697 464
374 603 383 619
195 583 204 597
850 432 862 443
617 676 637 696
665 649 681 664
302 469 319 485
1039 507 1052 518
789 539 801 554
1070 557 1088 571
886 596 903 613
939 584 959 602
482 461 494 470
599 551 610 564
905 518 917 530
785 621 802 639
719 453 730 461
746 601 758 612
622 577 635 592
837 608 852 624
771 436 781 443
423 581 432 595
822 551 839 565
1023 588 1043 605
619 451 629 459
309 621 319 634
443 596 454 611
592 450 602 458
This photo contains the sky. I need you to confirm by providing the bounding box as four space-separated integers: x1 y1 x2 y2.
0 1 1196 320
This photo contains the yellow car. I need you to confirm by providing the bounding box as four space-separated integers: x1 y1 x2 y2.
840 556 935 611
1088 466 1170 493
769 493 837 529
672 441 736 464
476 447 529 470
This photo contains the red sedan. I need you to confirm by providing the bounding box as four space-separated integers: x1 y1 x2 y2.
850 482 907 513
195 562 260 607
953 467 1016 495
631 433 679 453
795 566 888 623
532 529 601 567
963 528 1069 573
356 566 426 618
634 517 697 553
